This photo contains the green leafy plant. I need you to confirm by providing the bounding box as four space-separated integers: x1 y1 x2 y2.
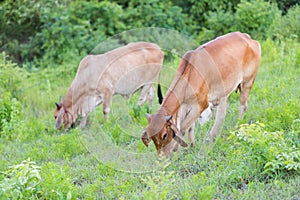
0 158 42 199
228 122 300 178
0 92 24 140
39 162 77 199
233 0 281 40
273 5 300 41
141 160 176 199
0 52 28 99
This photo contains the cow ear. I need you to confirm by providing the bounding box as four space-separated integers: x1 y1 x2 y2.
165 115 172 122
173 133 188 147
141 130 150 147
145 113 151 123
55 102 61 109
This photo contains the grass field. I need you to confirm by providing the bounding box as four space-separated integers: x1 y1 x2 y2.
0 39 299 199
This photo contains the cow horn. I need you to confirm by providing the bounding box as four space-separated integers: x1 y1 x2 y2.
165 115 172 122
141 130 150 147
59 96 63 103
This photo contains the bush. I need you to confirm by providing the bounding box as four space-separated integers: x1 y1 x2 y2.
228 122 300 179
124 0 193 35
197 0 281 42
0 52 28 99
233 0 281 40
0 0 43 63
187 0 240 33
273 5 300 41
0 159 42 199
197 9 235 42
0 93 23 140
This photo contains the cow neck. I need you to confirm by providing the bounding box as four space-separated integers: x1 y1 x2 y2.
160 90 181 117
62 87 75 115
159 51 192 118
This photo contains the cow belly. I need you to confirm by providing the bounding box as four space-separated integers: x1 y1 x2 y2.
114 66 158 96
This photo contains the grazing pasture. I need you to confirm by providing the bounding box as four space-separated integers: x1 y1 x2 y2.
0 38 299 199
1 1 300 198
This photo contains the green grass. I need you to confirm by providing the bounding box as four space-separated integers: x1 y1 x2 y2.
0 39 299 199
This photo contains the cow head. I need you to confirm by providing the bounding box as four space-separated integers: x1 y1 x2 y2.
141 114 187 157
54 97 74 131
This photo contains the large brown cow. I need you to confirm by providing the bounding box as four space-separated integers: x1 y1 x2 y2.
54 42 164 130
141 32 261 157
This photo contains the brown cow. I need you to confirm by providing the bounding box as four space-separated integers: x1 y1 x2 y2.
54 42 164 130
141 32 261 157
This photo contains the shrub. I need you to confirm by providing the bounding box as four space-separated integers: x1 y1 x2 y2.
0 52 28 99
228 122 300 179
39 162 78 199
124 0 194 35
196 0 281 42
197 9 235 42
0 93 23 140
273 5 300 41
0 159 42 199
0 0 43 63
233 0 281 40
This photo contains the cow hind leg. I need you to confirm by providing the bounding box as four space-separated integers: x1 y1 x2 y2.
80 115 88 128
187 123 195 147
206 96 228 143
103 92 112 120
138 84 153 107
239 80 254 119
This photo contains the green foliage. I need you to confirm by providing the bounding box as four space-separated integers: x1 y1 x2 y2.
1 0 300 199
141 160 176 199
0 52 28 98
273 5 300 41
198 10 235 42
0 159 42 199
197 0 281 42
234 0 281 40
0 0 44 63
176 171 216 199
0 93 24 140
271 0 299 14
228 122 300 178
124 0 193 35
39 162 78 199
188 0 240 32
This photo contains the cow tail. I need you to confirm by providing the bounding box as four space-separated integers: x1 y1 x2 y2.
157 72 163 104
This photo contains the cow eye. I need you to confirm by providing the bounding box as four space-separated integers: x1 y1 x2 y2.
162 133 168 141
54 116 57 119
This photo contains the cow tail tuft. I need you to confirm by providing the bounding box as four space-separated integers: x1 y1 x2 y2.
157 72 163 104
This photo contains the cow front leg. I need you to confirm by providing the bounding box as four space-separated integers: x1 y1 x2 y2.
187 123 195 147
103 92 112 120
180 107 201 147
206 96 228 143
239 81 254 119
138 84 154 107
79 115 88 128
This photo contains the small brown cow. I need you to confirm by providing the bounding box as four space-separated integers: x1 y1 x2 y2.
54 42 164 130
141 32 261 157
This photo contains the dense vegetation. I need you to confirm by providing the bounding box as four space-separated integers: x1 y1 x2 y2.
0 0 299 199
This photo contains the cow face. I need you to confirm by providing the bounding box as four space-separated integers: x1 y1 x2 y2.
141 114 188 157
54 98 73 131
